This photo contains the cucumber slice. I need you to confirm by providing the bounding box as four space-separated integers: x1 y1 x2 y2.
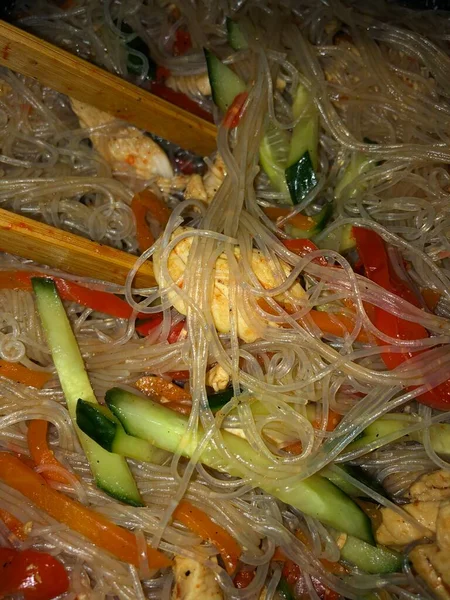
76 399 155 462
32 278 143 506
259 120 291 196
105 387 374 544
335 152 372 200
340 536 402 574
288 84 319 170
285 151 318 205
226 18 248 50
321 464 386 498
204 49 246 112
345 416 450 456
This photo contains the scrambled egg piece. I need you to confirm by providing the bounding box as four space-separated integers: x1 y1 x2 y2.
154 227 306 343
171 556 222 600
206 364 230 392
70 98 173 180
375 470 450 600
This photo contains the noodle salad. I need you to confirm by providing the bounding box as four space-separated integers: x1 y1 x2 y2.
0 0 449 599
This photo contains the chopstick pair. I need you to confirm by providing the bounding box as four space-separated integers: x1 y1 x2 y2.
0 19 219 287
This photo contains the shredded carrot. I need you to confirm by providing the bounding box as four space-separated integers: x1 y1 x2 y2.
134 189 171 227
263 207 316 231
135 376 191 402
272 546 287 561
422 288 441 312
0 360 52 389
312 408 342 432
132 195 155 253
173 500 240 574
0 508 28 541
306 311 370 344
0 453 172 570
27 420 74 484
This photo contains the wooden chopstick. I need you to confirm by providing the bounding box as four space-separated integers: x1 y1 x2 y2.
0 208 155 288
0 20 217 156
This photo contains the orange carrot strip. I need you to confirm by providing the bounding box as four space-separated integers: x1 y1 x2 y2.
263 207 316 231
134 189 171 227
422 288 441 312
135 376 191 402
0 453 172 570
173 500 240 574
312 408 342 432
0 360 52 389
0 508 28 541
306 311 370 344
27 420 74 484
132 195 155 253
272 547 287 562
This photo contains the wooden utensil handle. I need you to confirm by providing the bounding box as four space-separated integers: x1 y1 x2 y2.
0 20 217 156
0 208 155 288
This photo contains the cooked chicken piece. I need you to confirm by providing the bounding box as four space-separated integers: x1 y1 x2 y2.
155 174 192 196
184 174 208 202
166 73 212 98
206 364 230 392
70 98 173 179
408 470 450 502
154 227 306 343
203 154 227 202
409 543 450 600
375 501 438 546
171 556 223 600
436 501 450 550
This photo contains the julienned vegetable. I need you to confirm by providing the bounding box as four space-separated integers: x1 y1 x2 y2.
0 453 171 570
173 500 241 574
0 359 52 389
205 51 319 205
0 270 137 319
345 414 450 456
354 227 450 410
79 389 375 545
27 419 74 484
32 277 143 506
0 546 69 600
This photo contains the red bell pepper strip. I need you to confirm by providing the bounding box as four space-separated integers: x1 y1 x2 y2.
223 91 248 129
283 238 328 266
0 547 69 600
173 29 192 56
0 271 136 319
353 227 450 410
135 316 186 343
149 81 214 122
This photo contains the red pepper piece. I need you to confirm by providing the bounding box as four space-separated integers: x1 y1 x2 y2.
223 92 248 129
283 238 328 266
0 547 69 600
353 227 450 410
149 82 214 122
173 29 192 56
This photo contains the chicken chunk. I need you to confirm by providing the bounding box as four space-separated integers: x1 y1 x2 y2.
375 502 438 547
184 174 208 202
408 470 450 502
154 227 306 343
203 154 227 202
206 364 230 392
171 556 223 600
70 98 173 180
409 543 450 600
